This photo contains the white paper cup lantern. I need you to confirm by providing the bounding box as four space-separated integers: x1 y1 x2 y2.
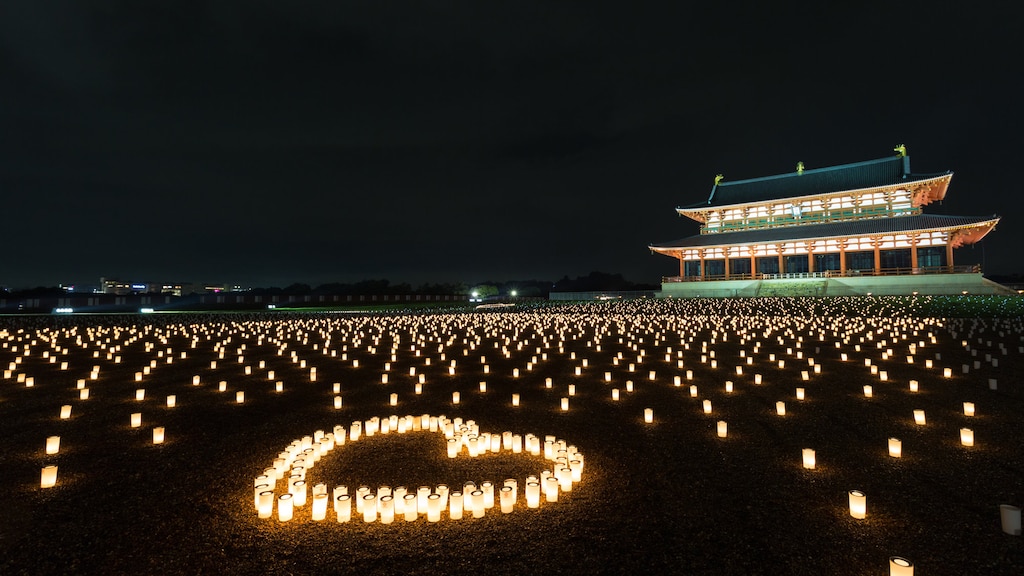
611 388 619 401
336 494 352 522
452 391 460 404
776 401 786 416
60 405 72 419
909 380 919 392
848 490 866 519
802 448 816 469
312 492 328 521
960 428 974 446
236 391 245 404
334 396 342 409
136 389 145 401
888 438 902 458
41 465 58 488
963 402 975 416
863 385 873 398
277 493 294 521
888 556 913 575
913 410 926 425
257 491 274 518
512 393 520 406
796 388 805 400
152 427 165 444
131 413 142 428
1000 504 1022 536
46 436 60 455
560 397 569 411
717 421 728 438
702 399 712 414
79 388 89 400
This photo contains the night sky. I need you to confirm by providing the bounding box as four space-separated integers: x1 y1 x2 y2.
3 2 1021 289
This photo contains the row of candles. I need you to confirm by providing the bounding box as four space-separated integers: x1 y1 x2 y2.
253 414 583 522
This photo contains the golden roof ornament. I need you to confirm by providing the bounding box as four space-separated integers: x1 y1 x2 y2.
714 174 724 186
796 161 804 174
894 144 907 157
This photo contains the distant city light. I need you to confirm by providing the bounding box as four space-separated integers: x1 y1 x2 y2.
53 307 74 314
510 290 518 297
140 308 155 314
267 304 277 309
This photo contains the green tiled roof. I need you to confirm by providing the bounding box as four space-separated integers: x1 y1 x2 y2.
681 155 950 209
651 214 999 250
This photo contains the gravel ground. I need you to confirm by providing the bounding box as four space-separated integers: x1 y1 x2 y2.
1 301 1022 575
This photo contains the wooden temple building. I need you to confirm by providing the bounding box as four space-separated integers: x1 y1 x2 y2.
651 147 1010 297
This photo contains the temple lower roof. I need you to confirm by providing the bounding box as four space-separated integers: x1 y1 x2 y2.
651 214 999 250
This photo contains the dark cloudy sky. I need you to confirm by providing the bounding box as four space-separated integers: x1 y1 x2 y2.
2 1 1021 289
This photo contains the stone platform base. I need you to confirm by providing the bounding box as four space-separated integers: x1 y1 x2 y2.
659 273 1016 298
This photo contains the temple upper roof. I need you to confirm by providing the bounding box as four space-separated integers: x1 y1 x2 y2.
680 155 951 210
651 214 999 251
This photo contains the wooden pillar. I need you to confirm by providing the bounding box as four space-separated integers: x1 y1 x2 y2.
679 252 686 278
749 251 756 280
807 242 815 274
839 241 847 275
946 242 954 271
873 239 881 275
777 246 784 275
910 237 919 270
724 248 731 279
699 249 706 281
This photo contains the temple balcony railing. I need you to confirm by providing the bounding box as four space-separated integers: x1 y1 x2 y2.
662 264 981 283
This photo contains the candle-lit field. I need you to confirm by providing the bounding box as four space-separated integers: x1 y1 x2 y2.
2 298 1022 575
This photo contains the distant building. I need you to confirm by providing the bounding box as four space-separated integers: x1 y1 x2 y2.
101 278 237 296
650 148 1009 296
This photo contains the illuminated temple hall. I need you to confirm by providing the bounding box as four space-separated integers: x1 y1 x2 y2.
651 147 1011 297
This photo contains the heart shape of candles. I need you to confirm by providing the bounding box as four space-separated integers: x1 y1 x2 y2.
254 413 584 523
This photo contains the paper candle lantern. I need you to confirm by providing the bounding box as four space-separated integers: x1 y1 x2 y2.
379 495 395 524
336 494 352 522
403 494 418 521
41 465 57 489
611 388 619 401
848 490 866 519
452 391 460 404
863 385 873 398
543 477 559 503
46 436 60 455
702 399 712 414
689 385 698 397
561 397 569 411
447 491 463 520
236 391 245 403
390 393 398 406
312 493 328 521
802 448 816 469
257 491 274 518
80 388 89 400
776 401 786 416
717 421 728 438
963 402 975 416
131 413 142 428
960 428 974 446
943 367 952 378
362 494 377 522
888 556 913 575
568 384 576 396
888 438 902 458
278 493 294 522
152 427 165 444
796 388 805 400
512 393 520 406
626 381 634 392
334 396 342 409
1000 504 1022 536
913 410 926 425
60 405 72 419
471 490 486 518
526 481 541 508
909 380 918 392
644 408 653 423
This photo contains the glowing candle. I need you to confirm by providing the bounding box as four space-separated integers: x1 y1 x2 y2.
863 385 873 398
257 491 274 518
449 491 464 520
848 490 866 519
909 380 918 392
311 492 328 521
379 495 395 524
689 385 698 397
963 402 975 416
452 391 460 404
403 494 418 521
131 413 142 428
544 477 559 503
545 378 552 388
561 397 569 411
796 387 805 400
960 428 974 446
152 427 165 444
40 465 57 489
754 374 762 384
702 399 712 414
79 388 89 400
362 494 377 522
278 493 294 521
336 494 352 522
334 396 342 409
776 401 786 416
626 380 634 392
725 381 733 393
526 481 541 508
568 384 576 396
888 438 902 458
802 448 816 469
46 436 60 455
236 391 244 403
611 388 619 401
717 421 727 438
888 556 913 575
644 408 654 423
471 490 486 518
943 367 952 378
390 393 398 406
913 410 926 425
60 405 72 419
